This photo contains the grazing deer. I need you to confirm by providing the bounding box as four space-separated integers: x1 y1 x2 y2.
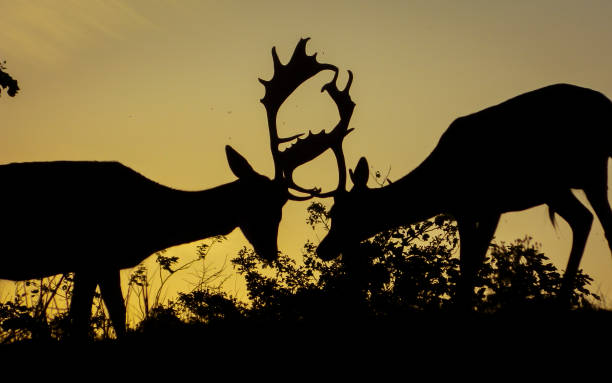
316 83 612 309
0 38 354 338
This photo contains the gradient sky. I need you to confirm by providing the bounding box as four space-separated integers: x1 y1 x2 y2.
1 0 611 311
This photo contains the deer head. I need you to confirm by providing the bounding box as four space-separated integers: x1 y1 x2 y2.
232 38 356 261
316 156 372 261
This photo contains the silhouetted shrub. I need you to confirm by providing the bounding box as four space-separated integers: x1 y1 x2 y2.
177 288 247 324
1 203 603 344
0 274 81 343
230 202 600 323
476 237 599 312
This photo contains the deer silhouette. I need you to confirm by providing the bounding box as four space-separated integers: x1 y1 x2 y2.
0 38 353 338
316 83 612 309
1 152 286 338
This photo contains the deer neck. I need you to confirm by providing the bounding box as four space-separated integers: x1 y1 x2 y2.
365 163 447 232
146 180 246 252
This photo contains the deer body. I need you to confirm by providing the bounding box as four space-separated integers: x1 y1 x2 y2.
1 160 280 279
0 147 289 338
318 83 612 308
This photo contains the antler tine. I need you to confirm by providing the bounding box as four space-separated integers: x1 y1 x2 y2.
276 69 355 199
311 70 355 198
259 38 337 181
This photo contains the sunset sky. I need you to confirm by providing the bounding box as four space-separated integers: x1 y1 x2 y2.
1 1 611 311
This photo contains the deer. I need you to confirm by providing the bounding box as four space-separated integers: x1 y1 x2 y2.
0 38 355 338
315 83 612 310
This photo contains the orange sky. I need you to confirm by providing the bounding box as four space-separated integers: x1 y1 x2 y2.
1 1 611 311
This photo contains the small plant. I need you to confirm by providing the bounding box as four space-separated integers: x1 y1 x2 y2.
0 273 110 342
125 235 228 324
0 236 229 343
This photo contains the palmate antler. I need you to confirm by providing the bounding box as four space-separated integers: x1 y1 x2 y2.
260 38 355 199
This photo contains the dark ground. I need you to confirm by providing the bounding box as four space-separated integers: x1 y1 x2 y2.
1 311 609 380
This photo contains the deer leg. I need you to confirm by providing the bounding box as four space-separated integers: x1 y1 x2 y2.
583 163 612 254
548 191 593 307
457 217 477 310
474 215 500 260
99 269 126 339
70 272 97 339
457 215 500 311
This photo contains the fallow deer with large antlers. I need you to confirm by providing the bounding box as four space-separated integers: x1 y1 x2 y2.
0 38 354 338
317 83 612 309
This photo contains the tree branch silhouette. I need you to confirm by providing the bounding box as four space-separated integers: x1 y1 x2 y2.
0 61 19 97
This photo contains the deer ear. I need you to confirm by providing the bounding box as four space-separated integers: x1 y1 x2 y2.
349 157 369 189
226 145 257 179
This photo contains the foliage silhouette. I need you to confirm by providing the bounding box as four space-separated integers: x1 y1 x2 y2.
0 237 229 343
231 203 600 325
0 201 604 344
0 274 90 342
125 236 228 323
0 60 19 97
477 237 600 312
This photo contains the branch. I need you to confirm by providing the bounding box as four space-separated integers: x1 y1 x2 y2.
0 66 19 97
